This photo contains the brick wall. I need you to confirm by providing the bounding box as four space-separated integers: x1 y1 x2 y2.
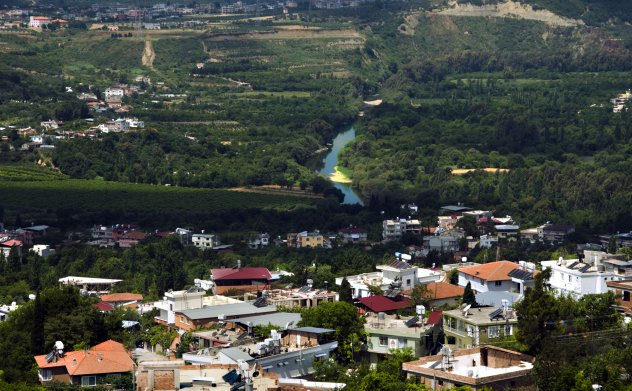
154 370 176 390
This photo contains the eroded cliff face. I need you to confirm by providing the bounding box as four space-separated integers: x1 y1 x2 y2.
435 1 584 27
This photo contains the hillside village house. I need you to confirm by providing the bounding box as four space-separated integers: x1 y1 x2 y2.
58 276 121 295
364 311 443 366
382 218 422 240
335 255 441 299
248 233 270 249
192 232 220 249
421 282 465 308
34 340 133 386
443 305 518 349
100 293 143 309
154 288 210 325
287 231 326 248
338 226 368 244
210 266 272 294
541 250 631 298
607 280 632 315
458 261 528 294
174 302 277 332
403 346 534 391
29 16 51 28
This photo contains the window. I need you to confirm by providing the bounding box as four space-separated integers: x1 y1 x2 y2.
40 369 52 381
379 337 388 346
624 291 630 302
568 275 572 282
406 279 411 286
504 325 512 336
180 316 184 323
495 281 502 286
81 376 97 387
488 326 500 338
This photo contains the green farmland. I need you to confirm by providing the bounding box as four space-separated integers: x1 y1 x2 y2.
0 179 316 213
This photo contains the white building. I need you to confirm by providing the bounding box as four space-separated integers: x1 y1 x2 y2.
58 276 122 295
382 218 421 240
104 87 124 100
541 250 631 299
29 16 51 28
0 302 19 322
126 118 145 128
479 234 498 249
40 120 58 130
192 233 220 250
154 288 206 325
248 233 270 249
335 254 441 299
31 244 55 258
457 261 522 293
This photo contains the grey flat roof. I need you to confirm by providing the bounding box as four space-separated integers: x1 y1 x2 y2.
219 347 254 362
231 312 301 328
180 303 277 320
604 259 632 267
24 225 49 231
441 205 471 212
291 327 336 334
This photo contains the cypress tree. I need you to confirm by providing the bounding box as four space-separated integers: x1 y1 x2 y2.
462 282 477 306
339 277 353 303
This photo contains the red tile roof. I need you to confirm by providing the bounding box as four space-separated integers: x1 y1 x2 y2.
1 239 23 247
100 293 143 303
358 296 412 313
34 340 133 376
94 302 114 312
458 261 519 282
426 310 443 325
424 282 465 300
211 267 271 281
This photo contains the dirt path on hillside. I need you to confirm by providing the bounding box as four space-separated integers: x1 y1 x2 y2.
228 186 324 199
142 37 155 68
205 28 361 41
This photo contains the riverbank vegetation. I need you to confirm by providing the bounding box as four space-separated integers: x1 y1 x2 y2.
338 8 632 234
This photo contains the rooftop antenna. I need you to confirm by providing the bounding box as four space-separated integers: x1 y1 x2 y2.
462 304 472 318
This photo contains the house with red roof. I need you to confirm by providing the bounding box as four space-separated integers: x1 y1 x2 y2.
34 340 133 386
357 295 412 314
422 282 465 308
0 239 22 258
100 293 143 308
210 266 271 294
457 261 520 293
94 301 114 313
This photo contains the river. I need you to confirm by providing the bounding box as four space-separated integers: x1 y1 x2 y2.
319 125 364 205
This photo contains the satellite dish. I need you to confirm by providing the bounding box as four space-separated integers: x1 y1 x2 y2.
461 257 467 263
463 304 472 316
